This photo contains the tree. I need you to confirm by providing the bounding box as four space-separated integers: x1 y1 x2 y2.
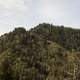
0 58 13 80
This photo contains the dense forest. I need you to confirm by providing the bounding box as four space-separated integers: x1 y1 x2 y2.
0 23 80 80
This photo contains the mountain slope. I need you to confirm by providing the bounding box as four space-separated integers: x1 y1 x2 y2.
0 23 80 80
31 23 80 51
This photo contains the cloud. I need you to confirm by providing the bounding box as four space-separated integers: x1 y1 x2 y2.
0 0 33 19
0 0 31 11
0 0 33 24
36 0 65 21
36 0 80 28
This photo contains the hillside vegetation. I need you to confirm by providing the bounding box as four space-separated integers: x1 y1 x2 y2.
0 23 80 80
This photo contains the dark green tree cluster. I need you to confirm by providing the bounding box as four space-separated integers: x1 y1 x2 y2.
0 23 80 80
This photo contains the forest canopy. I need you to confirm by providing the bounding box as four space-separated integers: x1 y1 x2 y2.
0 23 80 80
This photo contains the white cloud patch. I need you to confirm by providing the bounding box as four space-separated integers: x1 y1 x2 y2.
36 0 66 25
0 0 32 11
36 0 80 28
0 0 33 19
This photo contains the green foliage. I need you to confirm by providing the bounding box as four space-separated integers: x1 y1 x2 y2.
0 23 80 80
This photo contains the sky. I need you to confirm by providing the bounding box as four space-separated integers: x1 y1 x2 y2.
0 0 80 35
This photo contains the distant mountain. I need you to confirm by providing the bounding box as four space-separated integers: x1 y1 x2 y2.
0 23 80 80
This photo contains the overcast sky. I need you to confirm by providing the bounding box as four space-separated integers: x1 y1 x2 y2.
0 0 80 35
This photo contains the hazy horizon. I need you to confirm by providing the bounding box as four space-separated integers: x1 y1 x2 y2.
0 0 80 35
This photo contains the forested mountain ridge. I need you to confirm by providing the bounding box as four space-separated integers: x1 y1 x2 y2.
31 23 80 51
0 23 80 80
